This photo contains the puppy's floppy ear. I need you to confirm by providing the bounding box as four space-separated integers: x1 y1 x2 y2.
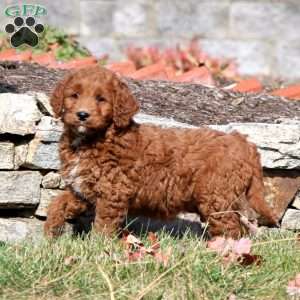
50 73 73 118
112 76 139 128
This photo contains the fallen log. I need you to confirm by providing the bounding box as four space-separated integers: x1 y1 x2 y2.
0 61 299 126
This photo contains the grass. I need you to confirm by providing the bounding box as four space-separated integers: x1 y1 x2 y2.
0 230 299 300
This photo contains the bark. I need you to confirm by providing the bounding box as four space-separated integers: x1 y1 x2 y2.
0 61 299 126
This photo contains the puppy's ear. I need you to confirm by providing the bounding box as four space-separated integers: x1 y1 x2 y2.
50 74 73 118
112 77 139 128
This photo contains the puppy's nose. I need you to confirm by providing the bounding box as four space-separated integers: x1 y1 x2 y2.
76 111 90 121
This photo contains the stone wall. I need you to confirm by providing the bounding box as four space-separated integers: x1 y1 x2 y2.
0 92 299 243
1 0 300 80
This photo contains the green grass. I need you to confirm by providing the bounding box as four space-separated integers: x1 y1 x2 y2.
0 231 299 300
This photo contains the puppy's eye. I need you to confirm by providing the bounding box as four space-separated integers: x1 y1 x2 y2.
71 93 79 99
96 95 106 102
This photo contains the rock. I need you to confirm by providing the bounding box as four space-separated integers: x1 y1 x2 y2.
210 123 300 169
0 93 42 135
42 172 62 189
0 171 42 208
134 113 196 129
14 144 28 169
35 189 61 217
0 218 44 243
291 192 300 209
281 209 300 230
25 138 60 170
59 178 66 189
0 217 73 243
33 92 54 116
263 171 300 221
0 142 14 169
36 116 63 142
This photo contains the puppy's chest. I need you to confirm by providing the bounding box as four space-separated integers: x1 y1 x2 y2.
63 156 99 201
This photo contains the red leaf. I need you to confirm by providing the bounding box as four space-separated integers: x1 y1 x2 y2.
153 247 172 267
238 253 262 266
127 250 145 262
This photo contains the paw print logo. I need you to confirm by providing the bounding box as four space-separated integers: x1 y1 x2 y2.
5 16 44 48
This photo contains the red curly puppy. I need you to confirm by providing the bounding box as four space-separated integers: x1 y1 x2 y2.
44 66 276 238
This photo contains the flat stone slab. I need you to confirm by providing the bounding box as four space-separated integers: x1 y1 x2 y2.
42 172 62 189
281 209 300 230
0 217 73 243
36 116 63 142
0 218 44 243
0 142 14 169
35 189 61 217
25 138 60 170
0 171 42 208
292 192 300 210
0 93 42 135
14 144 28 169
263 171 300 221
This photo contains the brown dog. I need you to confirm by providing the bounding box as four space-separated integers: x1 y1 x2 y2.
44 66 276 238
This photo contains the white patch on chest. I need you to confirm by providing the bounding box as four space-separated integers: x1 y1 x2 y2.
66 157 83 196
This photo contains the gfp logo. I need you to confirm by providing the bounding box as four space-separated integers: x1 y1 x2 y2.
4 4 47 48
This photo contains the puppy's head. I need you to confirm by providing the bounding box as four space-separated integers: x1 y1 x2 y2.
50 66 139 135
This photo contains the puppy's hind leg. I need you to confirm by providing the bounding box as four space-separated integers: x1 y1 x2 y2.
44 190 87 238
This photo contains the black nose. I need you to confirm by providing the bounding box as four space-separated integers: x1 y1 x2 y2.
76 111 90 121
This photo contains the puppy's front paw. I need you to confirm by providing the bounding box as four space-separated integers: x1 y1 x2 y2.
44 222 65 239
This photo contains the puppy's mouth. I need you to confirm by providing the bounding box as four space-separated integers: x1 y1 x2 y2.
78 125 87 134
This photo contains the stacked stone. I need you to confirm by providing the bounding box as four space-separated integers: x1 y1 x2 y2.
0 93 299 243
0 92 64 242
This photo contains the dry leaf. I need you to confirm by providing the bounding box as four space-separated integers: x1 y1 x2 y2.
207 236 259 266
64 256 78 266
228 294 237 300
287 274 300 297
233 238 252 255
238 253 262 266
127 250 145 262
153 247 172 267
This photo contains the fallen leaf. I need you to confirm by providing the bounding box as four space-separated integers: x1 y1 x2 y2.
147 232 160 250
238 253 262 266
233 238 252 255
207 236 261 266
127 250 145 262
207 237 235 256
287 274 300 297
153 247 172 267
64 256 78 266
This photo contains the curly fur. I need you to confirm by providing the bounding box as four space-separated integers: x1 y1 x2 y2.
44 66 277 238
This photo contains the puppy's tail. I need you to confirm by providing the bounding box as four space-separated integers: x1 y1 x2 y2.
246 143 278 226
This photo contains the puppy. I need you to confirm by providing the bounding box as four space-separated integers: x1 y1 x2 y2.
44 66 276 238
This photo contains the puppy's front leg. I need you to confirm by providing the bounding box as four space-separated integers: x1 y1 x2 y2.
44 190 87 238
94 195 128 236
